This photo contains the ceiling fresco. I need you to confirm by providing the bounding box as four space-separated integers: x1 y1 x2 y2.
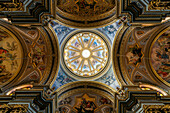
51 20 122 90
56 0 117 27
0 0 169 112
57 0 115 17
150 29 170 84
0 26 23 85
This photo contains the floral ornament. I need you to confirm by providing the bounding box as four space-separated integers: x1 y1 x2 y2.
51 21 72 35
104 74 115 86
116 87 126 99
55 26 71 35
116 16 131 26
42 15 53 26
102 24 117 34
55 70 74 88
95 67 120 89
96 73 116 86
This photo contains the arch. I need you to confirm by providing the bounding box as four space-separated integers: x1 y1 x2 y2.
56 81 117 113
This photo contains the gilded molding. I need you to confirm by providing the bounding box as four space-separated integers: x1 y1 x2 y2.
0 0 24 11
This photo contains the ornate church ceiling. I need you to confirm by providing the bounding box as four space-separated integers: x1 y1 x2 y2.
0 0 169 113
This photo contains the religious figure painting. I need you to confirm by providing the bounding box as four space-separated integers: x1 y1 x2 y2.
151 29 170 83
57 0 115 17
126 45 143 66
0 28 22 84
74 94 96 113
59 93 113 113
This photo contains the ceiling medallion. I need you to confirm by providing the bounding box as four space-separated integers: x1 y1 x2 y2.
62 31 110 80
150 28 170 85
0 26 23 85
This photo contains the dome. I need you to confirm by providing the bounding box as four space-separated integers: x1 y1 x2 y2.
61 31 111 80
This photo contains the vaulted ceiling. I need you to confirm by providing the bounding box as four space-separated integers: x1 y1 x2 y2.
0 0 169 113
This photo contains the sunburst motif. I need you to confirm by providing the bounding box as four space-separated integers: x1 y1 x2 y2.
64 32 108 77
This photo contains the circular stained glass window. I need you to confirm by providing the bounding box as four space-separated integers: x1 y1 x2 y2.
62 31 110 78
